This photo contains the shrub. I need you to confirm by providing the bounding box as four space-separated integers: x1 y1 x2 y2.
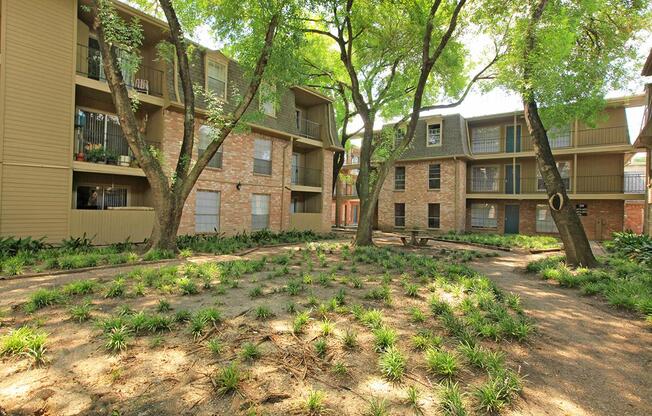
213 362 241 395
378 346 406 381
425 348 458 377
305 389 326 415
438 381 467 416
69 302 92 322
105 326 130 352
25 288 64 312
372 327 397 352
1 326 48 366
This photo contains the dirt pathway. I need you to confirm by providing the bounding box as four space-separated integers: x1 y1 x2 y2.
472 252 652 416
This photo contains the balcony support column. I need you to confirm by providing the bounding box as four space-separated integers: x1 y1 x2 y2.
573 153 577 194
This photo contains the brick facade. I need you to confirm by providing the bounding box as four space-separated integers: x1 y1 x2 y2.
624 200 645 234
378 158 467 232
465 198 625 241
162 109 330 236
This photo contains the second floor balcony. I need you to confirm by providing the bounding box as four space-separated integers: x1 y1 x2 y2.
76 44 164 97
467 173 645 195
291 166 322 188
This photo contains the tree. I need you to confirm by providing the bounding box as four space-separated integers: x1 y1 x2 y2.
304 0 502 245
86 0 305 251
496 0 649 266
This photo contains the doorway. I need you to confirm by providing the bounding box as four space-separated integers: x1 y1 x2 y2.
504 204 520 234
505 164 521 194
505 125 522 153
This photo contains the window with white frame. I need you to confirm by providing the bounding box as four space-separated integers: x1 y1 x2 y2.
207 59 227 99
394 203 405 227
428 164 441 189
471 126 501 153
259 83 276 117
76 185 127 210
195 191 220 233
548 124 571 148
198 125 223 169
427 123 442 146
395 166 406 190
251 194 271 230
428 203 440 229
536 204 558 233
253 138 272 175
537 161 571 191
471 166 499 192
471 203 497 228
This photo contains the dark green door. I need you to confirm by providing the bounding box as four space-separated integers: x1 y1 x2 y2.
505 165 521 194
504 205 520 234
506 126 521 153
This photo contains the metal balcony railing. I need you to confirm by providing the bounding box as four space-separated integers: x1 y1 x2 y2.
467 174 645 194
297 118 321 139
291 166 322 187
76 44 164 97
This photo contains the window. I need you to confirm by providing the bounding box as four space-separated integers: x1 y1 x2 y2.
76 185 127 210
253 138 272 175
259 83 276 117
428 164 441 189
548 125 571 148
394 203 405 227
207 59 227 99
395 166 406 190
428 203 440 229
471 203 497 228
198 125 223 169
537 161 571 191
471 166 499 192
427 123 442 146
195 191 220 233
471 126 501 153
536 204 558 233
394 127 405 147
251 194 270 230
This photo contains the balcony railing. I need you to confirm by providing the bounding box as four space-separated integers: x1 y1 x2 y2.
468 174 645 194
297 118 321 139
76 44 164 97
470 126 629 154
576 126 629 147
292 166 322 187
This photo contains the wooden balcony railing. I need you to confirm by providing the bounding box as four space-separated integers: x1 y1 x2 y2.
76 44 164 97
292 166 322 187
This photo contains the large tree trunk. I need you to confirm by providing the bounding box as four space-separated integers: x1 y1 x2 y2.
332 151 344 194
523 100 597 267
355 196 375 245
334 180 342 228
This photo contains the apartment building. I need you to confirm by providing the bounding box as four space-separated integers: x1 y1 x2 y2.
0 0 340 244
336 96 645 240
634 48 652 235
332 146 360 227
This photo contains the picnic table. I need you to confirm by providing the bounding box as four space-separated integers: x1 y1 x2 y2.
399 229 434 247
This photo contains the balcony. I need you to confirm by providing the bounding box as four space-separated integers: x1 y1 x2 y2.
76 44 164 97
291 166 322 188
467 173 645 195
297 118 320 140
470 126 630 154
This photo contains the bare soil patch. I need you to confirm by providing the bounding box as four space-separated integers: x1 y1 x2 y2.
1 241 523 416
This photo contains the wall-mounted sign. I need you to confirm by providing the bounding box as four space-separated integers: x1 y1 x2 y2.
576 203 588 216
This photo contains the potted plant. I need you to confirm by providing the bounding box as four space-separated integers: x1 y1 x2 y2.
85 146 105 163
105 150 119 165
118 155 131 167
75 151 85 161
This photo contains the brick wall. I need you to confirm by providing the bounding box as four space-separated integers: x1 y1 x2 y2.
162 109 332 236
465 198 625 240
378 158 466 232
624 200 644 234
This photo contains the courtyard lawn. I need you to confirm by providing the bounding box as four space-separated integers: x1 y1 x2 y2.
0 243 531 415
441 232 560 250
0 230 334 277
526 233 652 320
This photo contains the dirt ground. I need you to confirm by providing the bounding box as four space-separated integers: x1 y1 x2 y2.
1 236 651 416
